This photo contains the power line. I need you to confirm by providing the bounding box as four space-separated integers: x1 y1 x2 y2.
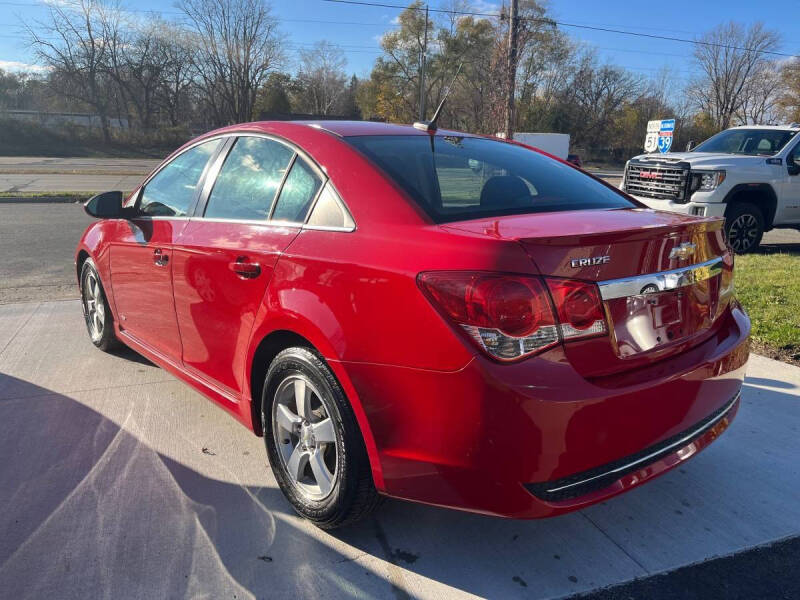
320 0 800 59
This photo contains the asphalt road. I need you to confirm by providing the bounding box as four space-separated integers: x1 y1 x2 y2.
0 301 799 599
0 203 92 304
2 202 799 305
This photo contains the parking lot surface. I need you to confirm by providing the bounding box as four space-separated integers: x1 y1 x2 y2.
0 300 799 599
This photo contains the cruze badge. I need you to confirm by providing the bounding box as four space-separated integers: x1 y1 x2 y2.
570 255 611 268
669 242 696 260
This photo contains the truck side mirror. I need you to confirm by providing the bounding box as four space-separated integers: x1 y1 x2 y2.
685 140 695 152
787 150 800 176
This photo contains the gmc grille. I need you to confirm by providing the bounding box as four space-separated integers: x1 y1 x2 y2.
624 161 690 202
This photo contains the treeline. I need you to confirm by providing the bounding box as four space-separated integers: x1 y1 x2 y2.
2 0 799 161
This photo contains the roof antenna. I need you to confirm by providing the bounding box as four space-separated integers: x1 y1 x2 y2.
413 62 463 133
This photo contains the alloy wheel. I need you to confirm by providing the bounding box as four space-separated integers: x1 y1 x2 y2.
272 374 339 500
82 271 106 342
727 213 759 253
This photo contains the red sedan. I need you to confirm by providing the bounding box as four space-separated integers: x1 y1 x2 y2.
76 120 749 528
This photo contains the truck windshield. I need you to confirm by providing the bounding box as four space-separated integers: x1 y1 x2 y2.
693 128 797 156
344 135 634 223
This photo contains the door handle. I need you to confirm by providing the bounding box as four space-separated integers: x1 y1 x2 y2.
229 256 261 279
153 248 169 267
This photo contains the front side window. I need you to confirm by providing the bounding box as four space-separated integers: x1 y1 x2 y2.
204 136 294 221
345 135 633 223
271 157 323 222
693 129 797 156
139 138 221 217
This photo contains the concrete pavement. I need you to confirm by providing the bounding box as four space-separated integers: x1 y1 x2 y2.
0 299 799 599
0 157 159 193
0 173 145 193
0 156 159 173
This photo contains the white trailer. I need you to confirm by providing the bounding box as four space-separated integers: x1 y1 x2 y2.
511 132 570 159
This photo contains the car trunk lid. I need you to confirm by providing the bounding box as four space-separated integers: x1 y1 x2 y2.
443 208 734 377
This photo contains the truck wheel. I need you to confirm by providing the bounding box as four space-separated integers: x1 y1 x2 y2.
724 203 764 254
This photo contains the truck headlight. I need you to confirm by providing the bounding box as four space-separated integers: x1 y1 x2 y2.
690 170 726 193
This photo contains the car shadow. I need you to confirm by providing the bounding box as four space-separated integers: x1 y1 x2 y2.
0 374 396 599
108 344 155 366
744 376 797 390
2 368 799 600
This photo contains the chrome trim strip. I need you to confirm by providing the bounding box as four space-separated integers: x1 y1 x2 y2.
544 393 739 494
176 216 354 232
190 217 302 227
303 223 356 232
598 257 723 300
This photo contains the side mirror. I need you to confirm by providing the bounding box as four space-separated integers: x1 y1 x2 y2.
83 191 125 219
788 155 800 176
685 140 695 152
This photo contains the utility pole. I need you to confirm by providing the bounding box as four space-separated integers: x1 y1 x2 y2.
504 0 519 139
418 4 429 121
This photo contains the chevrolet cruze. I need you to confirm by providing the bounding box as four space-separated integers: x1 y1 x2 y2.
76 120 750 528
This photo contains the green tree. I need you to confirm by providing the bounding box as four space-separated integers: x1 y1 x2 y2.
255 72 293 116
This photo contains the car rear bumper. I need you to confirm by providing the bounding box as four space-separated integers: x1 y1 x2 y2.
342 302 750 518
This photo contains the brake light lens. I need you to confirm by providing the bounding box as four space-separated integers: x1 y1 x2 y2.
418 272 608 361
545 279 608 340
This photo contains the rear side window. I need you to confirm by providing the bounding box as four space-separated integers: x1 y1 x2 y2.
271 158 322 222
345 135 633 223
307 183 355 229
139 138 221 217
204 136 294 221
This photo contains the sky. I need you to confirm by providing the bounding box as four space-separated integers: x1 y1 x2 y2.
1 0 799 86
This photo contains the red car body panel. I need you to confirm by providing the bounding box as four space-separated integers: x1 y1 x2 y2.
76 120 750 519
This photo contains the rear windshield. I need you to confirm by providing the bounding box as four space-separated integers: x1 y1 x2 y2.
693 128 797 155
345 135 634 222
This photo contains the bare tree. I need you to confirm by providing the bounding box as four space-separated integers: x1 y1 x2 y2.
178 0 284 125
687 22 781 130
778 57 800 123
27 0 122 142
738 61 784 124
295 41 347 116
154 26 196 128
105 17 174 131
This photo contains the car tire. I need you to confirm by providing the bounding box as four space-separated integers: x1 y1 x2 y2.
80 257 120 351
724 202 764 254
262 347 381 528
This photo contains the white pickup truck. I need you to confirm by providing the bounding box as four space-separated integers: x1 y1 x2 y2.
621 124 800 252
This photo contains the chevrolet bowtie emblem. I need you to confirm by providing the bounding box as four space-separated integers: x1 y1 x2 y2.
669 242 696 260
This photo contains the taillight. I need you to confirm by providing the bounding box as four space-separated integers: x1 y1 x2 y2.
545 279 608 340
418 271 608 361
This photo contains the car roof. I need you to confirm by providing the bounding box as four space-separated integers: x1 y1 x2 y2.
253 119 480 138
